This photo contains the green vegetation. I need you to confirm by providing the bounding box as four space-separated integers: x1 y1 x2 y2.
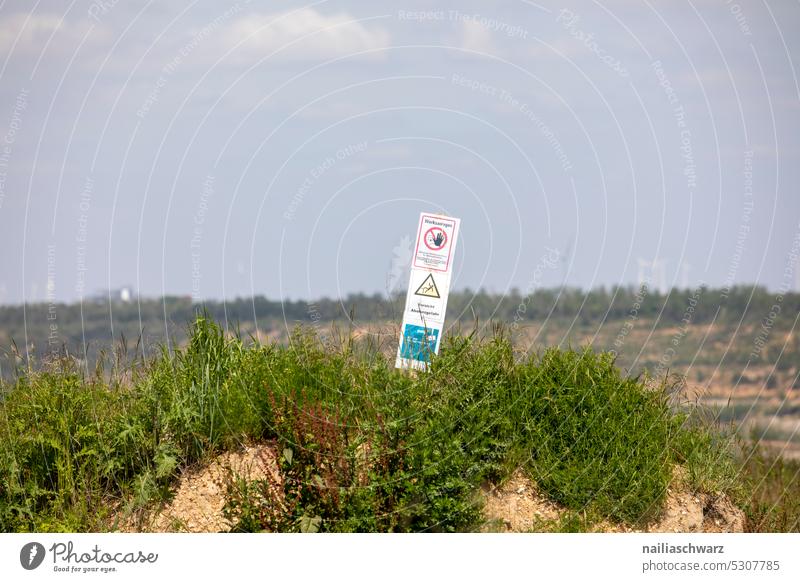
738 444 800 532
3 285 799 379
4 314 790 533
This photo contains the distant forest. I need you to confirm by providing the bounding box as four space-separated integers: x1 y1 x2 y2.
0 284 797 372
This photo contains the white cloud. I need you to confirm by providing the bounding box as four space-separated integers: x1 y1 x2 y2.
218 8 390 63
0 13 59 53
459 19 497 55
0 12 103 54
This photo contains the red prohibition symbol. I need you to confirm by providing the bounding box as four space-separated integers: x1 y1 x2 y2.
423 227 447 250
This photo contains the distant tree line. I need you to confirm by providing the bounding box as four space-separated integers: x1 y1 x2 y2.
0 284 796 375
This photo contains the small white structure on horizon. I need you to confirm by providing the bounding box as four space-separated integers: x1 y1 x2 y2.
637 258 668 294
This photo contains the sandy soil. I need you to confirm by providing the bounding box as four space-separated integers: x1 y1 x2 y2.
114 442 744 534
116 442 280 533
482 467 744 533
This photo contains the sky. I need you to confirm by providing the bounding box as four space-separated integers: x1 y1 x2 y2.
0 0 798 305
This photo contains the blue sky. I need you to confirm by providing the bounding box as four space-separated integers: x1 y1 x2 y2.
0 0 798 304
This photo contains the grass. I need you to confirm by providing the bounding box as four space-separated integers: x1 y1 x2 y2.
737 443 800 532
0 315 795 532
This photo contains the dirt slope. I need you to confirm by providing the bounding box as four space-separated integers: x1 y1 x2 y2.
116 442 280 533
115 443 743 533
482 468 744 533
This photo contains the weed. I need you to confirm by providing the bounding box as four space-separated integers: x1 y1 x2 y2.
0 315 792 532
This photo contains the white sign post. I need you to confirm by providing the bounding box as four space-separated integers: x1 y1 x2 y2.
395 212 461 370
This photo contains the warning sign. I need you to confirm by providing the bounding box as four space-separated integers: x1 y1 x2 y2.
413 214 459 273
405 268 447 323
414 273 440 298
397 212 461 370
398 323 440 363
423 227 447 251
407 300 444 324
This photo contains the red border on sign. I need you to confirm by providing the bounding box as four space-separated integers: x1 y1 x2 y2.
413 214 456 272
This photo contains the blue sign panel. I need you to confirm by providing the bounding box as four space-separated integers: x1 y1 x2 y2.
399 323 440 362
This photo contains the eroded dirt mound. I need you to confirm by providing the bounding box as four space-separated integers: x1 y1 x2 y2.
116 445 742 533
481 471 565 532
116 442 280 533
483 467 744 533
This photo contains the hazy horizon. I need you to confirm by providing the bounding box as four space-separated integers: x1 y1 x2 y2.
1 1 798 305
0 281 792 309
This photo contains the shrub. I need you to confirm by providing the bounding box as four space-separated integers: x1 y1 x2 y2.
517 348 676 523
0 316 749 532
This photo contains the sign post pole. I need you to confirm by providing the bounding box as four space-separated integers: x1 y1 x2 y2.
395 212 461 370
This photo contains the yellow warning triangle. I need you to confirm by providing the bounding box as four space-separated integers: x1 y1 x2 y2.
414 273 440 298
